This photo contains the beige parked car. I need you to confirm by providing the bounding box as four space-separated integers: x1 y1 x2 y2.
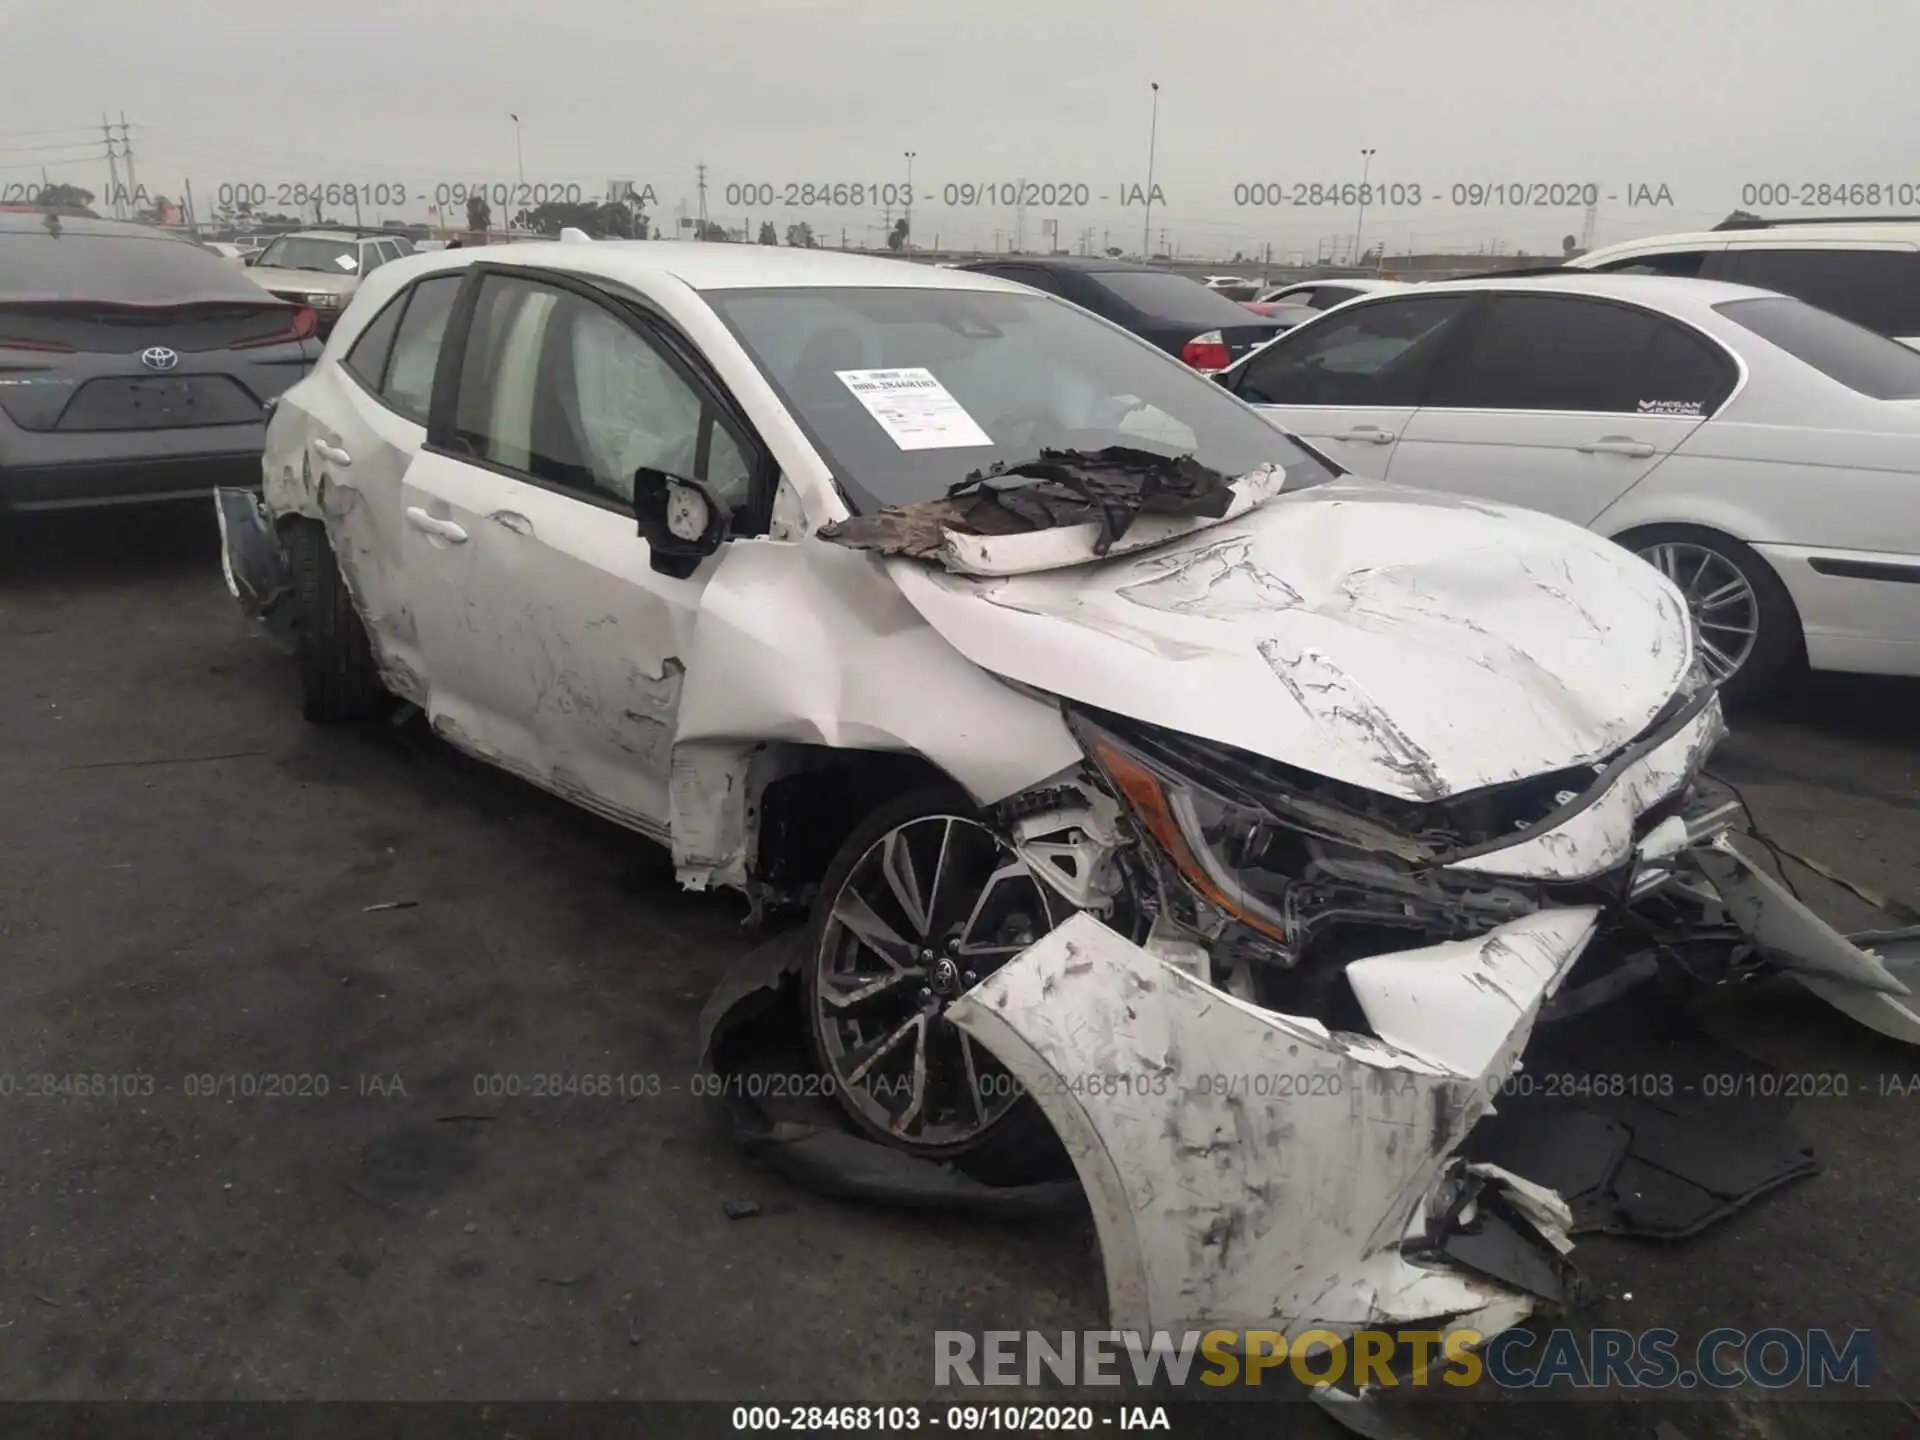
242 229 414 335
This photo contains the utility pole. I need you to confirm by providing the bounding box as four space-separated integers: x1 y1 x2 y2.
1141 81 1159 260
1351 147 1376 268
903 150 915 249
695 162 709 236
1580 199 1597 251
101 115 122 217
184 178 198 235
120 113 139 214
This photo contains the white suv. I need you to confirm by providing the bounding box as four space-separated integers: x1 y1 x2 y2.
1569 219 1920 350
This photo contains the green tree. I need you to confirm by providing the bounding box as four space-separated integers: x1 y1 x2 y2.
785 221 816 248
886 217 909 252
466 192 492 232
757 221 779 245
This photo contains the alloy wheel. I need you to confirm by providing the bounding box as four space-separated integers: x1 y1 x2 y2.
1637 540 1760 684
812 814 1058 1151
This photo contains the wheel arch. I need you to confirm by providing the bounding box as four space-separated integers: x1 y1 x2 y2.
749 742 971 904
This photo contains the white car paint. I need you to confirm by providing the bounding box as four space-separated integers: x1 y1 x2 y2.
948 909 1594 1339
223 242 1918 1367
1254 277 1411 309
1231 273 1920 678
887 481 1693 803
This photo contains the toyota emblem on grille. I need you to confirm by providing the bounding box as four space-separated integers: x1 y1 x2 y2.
140 346 180 372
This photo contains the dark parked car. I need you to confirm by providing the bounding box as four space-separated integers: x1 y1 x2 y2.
953 257 1311 371
0 212 318 514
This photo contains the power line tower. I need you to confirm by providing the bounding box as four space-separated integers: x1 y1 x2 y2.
101 114 123 218
1580 199 1598 251
119 112 139 214
1013 181 1026 254
695 162 709 237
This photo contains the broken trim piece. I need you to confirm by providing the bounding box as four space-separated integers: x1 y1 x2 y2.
817 445 1286 577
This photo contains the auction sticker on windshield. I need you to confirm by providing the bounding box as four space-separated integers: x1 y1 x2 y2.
836 368 994 450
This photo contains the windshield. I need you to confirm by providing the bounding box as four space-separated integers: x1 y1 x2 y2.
256 237 359 274
1087 269 1260 326
705 285 1334 513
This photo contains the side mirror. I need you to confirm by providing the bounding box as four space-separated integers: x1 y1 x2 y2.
634 467 728 579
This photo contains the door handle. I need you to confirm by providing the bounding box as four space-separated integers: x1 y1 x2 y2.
1576 437 1656 458
310 438 352 467
1336 427 1397 444
405 506 468 543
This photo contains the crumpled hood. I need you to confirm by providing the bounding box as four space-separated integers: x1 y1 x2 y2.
884 479 1695 801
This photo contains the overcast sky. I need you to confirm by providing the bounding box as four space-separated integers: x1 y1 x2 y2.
2 0 1915 259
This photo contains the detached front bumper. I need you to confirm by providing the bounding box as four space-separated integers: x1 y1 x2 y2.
946 908 1597 1341
213 486 297 652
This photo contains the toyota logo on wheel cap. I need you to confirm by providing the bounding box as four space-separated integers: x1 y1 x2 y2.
140 346 179 371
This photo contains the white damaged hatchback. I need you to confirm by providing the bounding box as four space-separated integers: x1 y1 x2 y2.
216 242 1918 1387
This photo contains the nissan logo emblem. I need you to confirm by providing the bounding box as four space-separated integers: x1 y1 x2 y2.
141 346 180 372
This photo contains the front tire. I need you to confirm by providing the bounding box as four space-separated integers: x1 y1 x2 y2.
802 786 1067 1180
1627 524 1801 705
285 517 388 723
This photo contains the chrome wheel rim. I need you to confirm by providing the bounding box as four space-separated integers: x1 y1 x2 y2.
814 815 1056 1151
1638 541 1759 683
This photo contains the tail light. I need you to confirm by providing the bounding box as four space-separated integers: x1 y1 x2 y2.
1180 330 1233 372
231 306 317 350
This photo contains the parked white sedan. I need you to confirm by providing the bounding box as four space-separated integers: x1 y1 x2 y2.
214 243 1916 1374
1220 273 1920 699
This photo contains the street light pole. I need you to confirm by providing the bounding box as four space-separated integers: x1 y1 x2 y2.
903 150 916 250
1141 82 1159 260
1351 147 1376 267
510 113 525 230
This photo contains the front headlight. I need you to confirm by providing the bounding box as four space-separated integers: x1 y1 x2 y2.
308 292 341 309
1073 719 1294 945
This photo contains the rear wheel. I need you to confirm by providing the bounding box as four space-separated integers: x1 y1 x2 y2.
802 787 1067 1180
1626 525 1801 705
285 517 388 723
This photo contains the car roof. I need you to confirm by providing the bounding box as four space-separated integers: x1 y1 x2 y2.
0 212 203 243
391 241 1031 294
1335 271 1780 319
274 229 390 242
955 255 1174 275
1578 220 1920 263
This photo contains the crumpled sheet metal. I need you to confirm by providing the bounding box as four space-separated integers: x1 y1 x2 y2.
818 447 1268 571
944 910 1597 1338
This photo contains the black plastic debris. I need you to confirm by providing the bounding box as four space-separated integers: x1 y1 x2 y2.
695 929 1084 1217
817 446 1243 560
1465 993 1818 1238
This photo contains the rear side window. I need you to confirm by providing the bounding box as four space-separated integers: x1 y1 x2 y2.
343 294 406 390
381 275 461 423
1426 295 1735 416
1713 248 1920 336
1309 286 1361 309
1233 295 1475 406
1714 296 1920 400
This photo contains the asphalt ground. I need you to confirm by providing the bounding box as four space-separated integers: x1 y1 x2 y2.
2 505 1915 1437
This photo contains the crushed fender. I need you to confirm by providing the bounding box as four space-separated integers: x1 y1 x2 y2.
817 446 1247 560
